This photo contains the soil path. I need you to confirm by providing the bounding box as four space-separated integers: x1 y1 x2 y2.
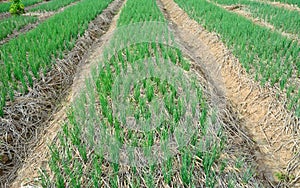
0 1 80 45
10 0 125 187
158 0 299 186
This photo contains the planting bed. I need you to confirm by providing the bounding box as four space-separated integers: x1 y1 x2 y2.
0 0 299 187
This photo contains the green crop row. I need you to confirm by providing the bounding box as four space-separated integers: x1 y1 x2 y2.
211 0 300 37
175 0 300 117
0 15 37 40
0 0 113 116
30 0 80 12
42 0 260 187
0 2 10 13
0 0 43 13
117 0 165 26
275 0 300 7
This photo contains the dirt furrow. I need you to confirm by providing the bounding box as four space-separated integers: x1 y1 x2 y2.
9 0 126 187
158 0 299 186
0 12 9 20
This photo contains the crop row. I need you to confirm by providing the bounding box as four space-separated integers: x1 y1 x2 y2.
30 0 81 12
0 0 43 13
117 0 165 26
276 0 300 7
175 0 300 117
0 0 114 116
211 0 300 37
43 0 258 187
0 15 37 41
0 2 10 13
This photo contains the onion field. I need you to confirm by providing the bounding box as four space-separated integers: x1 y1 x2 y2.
0 0 299 187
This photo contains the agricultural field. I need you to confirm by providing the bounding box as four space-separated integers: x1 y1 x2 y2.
0 0 299 187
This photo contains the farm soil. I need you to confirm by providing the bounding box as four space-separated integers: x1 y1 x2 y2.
158 0 299 186
0 12 9 20
1 0 124 186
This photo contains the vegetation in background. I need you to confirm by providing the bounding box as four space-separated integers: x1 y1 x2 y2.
211 0 300 37
9 0 25 15
275 0 300 7
0 0 42 13
30 0 80 12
